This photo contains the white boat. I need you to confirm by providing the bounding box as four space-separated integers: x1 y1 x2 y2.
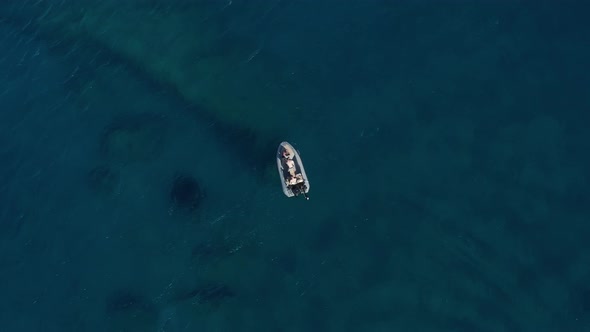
276 141 310 200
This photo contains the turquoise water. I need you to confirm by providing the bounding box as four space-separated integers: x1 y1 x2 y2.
1 1 589 331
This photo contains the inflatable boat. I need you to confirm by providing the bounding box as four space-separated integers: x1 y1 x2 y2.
276 141 310 200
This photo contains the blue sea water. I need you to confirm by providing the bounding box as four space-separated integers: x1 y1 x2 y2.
0 1 589 331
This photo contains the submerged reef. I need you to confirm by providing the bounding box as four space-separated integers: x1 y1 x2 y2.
172 283 236 306
29 0 299 136
100 113 167 164
86 165 119 196
0 1 291 173
106 290 154 313
105 290 159 331
105 283 236 331
169 174 202 213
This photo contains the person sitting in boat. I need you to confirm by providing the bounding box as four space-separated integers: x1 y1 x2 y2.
286 159 295 169
287 175 298 186
286 173 304 186
295 173 304 183
287 159 297 176
282 150 291 159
